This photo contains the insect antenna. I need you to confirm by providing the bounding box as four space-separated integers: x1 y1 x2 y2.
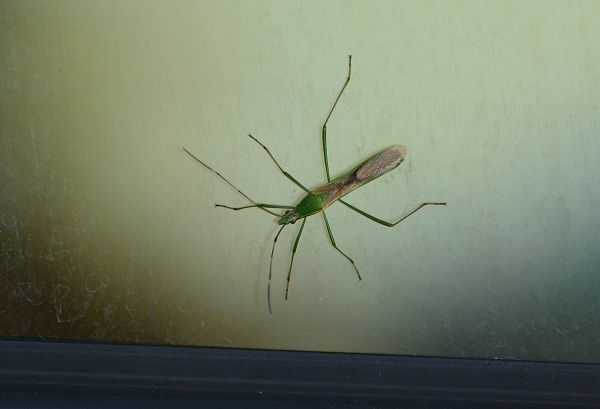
183 147 280 217
268 223 287 315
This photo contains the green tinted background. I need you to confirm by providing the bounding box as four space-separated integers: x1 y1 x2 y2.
2 0 599 361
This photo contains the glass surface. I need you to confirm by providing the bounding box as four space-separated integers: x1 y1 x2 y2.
1 1 599 362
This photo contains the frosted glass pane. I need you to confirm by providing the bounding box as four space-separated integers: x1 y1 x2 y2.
2 0 599 362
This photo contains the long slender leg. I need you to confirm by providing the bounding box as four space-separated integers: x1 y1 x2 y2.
339 199 447 227
248 134 309 193
322 210 362 281
183 147 280 217
322 55 352 182
285 218 307 301
268 224 287 315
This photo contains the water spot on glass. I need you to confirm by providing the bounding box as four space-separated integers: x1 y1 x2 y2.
47 206 64 220
47 239 64 261
104 304 117 319
2 213 17 228
85 273 110 293
51 226 71 244
5 248 24 265
17 282 42 304
125 298 141 313
218 337 233 347
25 234 35 257
128 320 142 333
55 264 74 286
54 284 70 300
53 284 89 323
554 310 575 335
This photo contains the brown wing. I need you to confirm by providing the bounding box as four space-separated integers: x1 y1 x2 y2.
313 145 407 209
355 145 407 181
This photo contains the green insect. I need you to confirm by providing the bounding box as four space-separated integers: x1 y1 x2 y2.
184 56 446 314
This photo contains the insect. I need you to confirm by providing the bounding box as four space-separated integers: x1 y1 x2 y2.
184 56 446 314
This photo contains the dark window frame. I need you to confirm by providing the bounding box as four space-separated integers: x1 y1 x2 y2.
1 338 599 408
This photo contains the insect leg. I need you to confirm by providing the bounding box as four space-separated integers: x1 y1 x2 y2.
322 209 362 281
183 147 281 217
322 55 352 182
247 134 309 193
268 224 287 315
339 199 447 227
285 218 307 301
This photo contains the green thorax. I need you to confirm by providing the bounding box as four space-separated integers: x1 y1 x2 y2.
277 191 329 225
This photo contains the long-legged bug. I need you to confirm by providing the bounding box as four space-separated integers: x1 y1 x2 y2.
184 56 446 314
